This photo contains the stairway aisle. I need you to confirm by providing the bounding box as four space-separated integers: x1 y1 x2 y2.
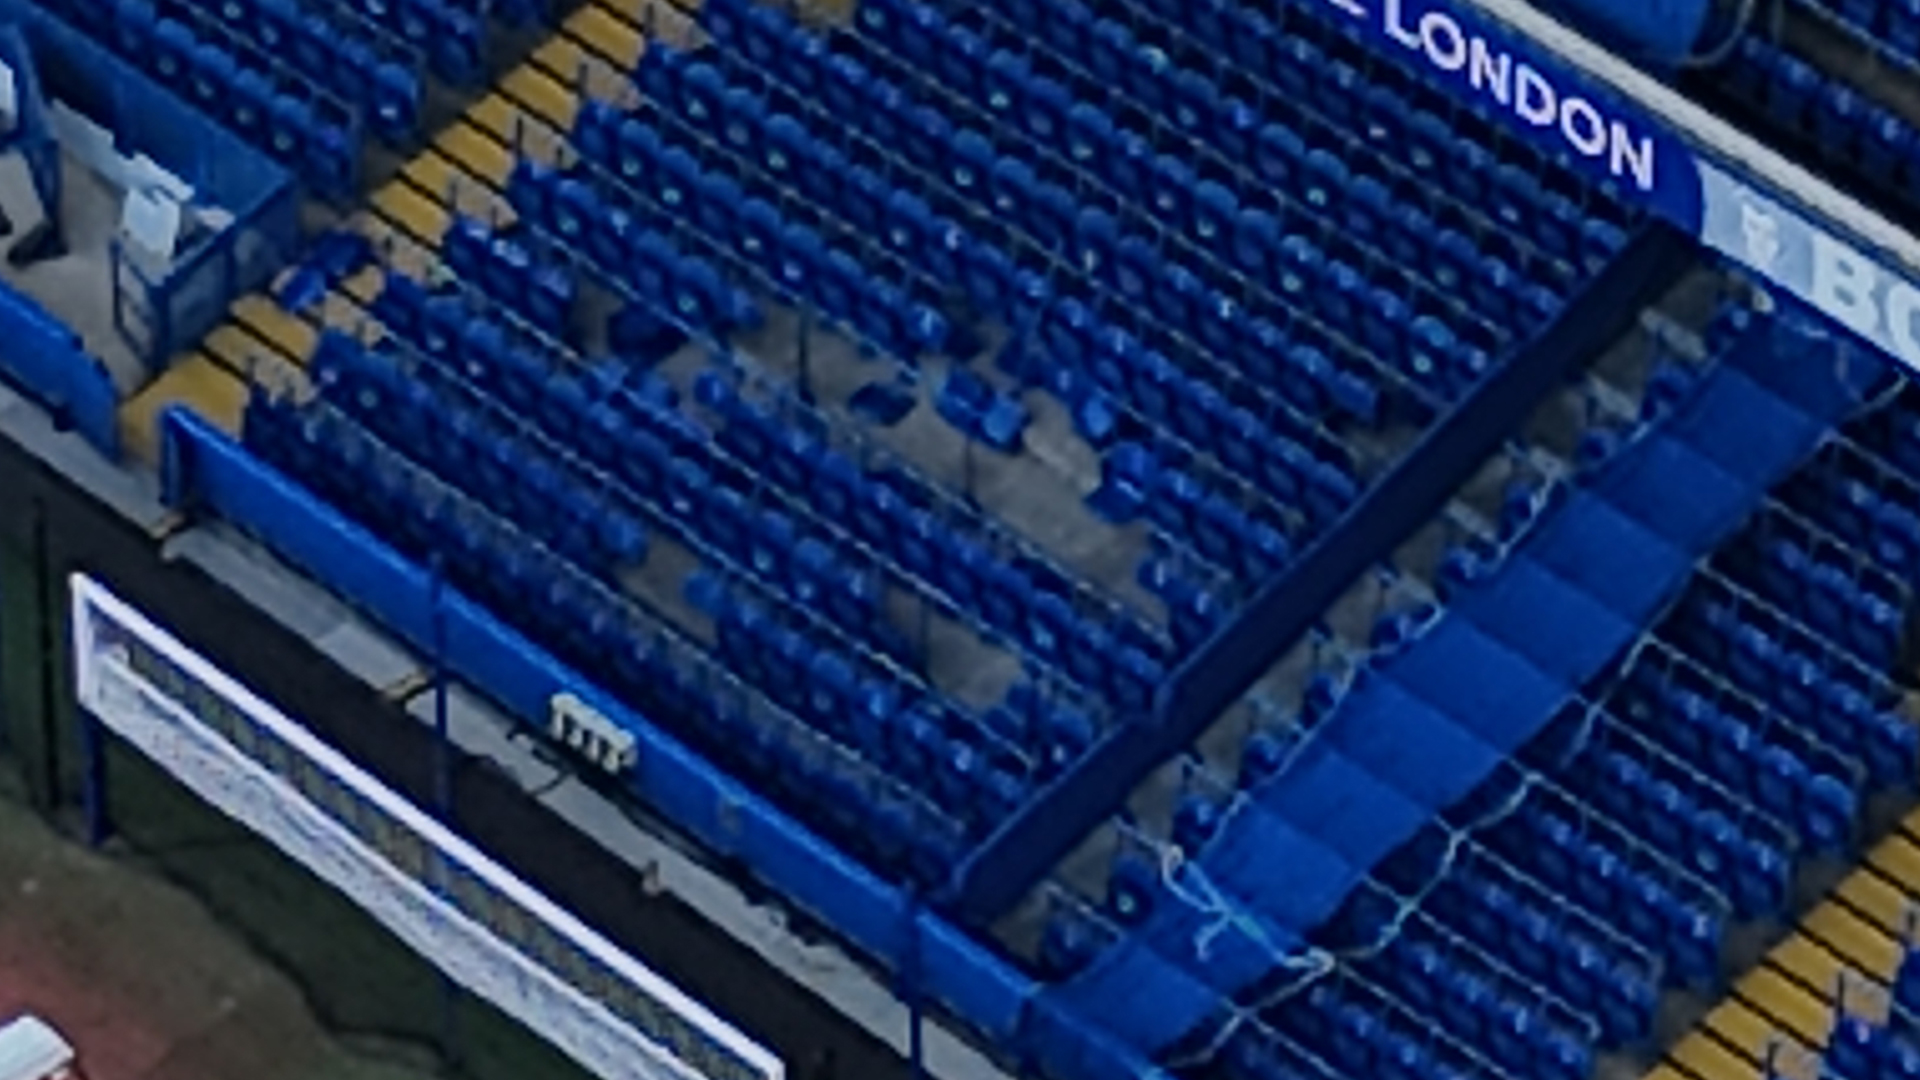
118 0 675 463
1648 811 1920 1080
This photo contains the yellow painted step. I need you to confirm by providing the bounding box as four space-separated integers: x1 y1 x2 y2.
230 295 318 361
1741 940 1843 1040
118 355 247 463
371 181 453 250
1648 818 1920 1079
110 0 669 464
502 62 581 130
571 1 647 69
433 121 517 186
200 323 274 377
1870 824 1920 886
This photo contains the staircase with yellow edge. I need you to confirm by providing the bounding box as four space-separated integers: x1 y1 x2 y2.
114 0 682 465
1644 812 1920 1080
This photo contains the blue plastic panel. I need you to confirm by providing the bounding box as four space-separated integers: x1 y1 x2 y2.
0 283 117 457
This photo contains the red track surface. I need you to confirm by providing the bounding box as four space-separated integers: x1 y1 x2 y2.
0 910 180 1080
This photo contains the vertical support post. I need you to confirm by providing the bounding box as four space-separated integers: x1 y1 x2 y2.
427 557 458 1070
430 556 451 822
80 709 109 848
902 892 925 1080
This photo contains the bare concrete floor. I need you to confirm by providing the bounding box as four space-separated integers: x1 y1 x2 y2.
0 783 442 1080
0 151 145 393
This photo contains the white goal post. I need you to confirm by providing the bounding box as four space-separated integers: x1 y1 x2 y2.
67 572 783 1080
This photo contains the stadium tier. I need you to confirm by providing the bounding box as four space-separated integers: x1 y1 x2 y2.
3 0 1920 1079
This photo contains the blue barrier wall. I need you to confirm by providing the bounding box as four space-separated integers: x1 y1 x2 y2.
0 282 117 457
155 404 1168 1080
0 0 297 369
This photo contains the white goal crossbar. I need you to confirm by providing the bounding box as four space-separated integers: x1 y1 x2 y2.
68 572 782 1080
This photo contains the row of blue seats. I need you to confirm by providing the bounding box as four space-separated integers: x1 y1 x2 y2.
620 58 975 335
1782 444 1920 582
1733 521 1909 673
309 333 653 575
371 270 592 401
1030 293 1377 517
677 15 1415 428
696 370 1174 710
824 0 1544 350
932 0 1630 266
1209 1020 1330 1080
1091 440 1297 586
236 0 484 85
568 101 956 364
362 266 1107 800
1356 917 1595 1080
1544 710 1794 919
1415 855 1662 1046
703 580 1033 836
372 221 1148 727
1469 783 1727 988
622 42 1405 580
196 0 422 139
1267 975 1508 1080
1005 266 1393 461
504 161 760 343
1669 590 1917 790
1825 1012 1920 1080
59 0 361 194
1613 659 1860 855
904 0 1599 301
1106 0 1627 236
1039 305 1365 515
441 215 579 339
459 178 718 364
241 391 977 888
1134 548 1234 653
1721 33 1920 212
1662 576 1894 769
362 269 927 688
